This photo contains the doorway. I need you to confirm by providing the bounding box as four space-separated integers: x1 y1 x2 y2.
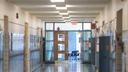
54 31 68 61
54 31 81 61
68 31 81 61
54 30 92 62
45 22 92 63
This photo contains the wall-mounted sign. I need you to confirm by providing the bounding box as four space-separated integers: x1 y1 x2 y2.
91 22 97 29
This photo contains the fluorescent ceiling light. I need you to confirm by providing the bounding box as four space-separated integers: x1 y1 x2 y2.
62 17 70 19
51 0 65 2
59 13 69 15
64 20 70 22
63 18 70 20
51 5 56 7
64 18 70 20
56 7 67 10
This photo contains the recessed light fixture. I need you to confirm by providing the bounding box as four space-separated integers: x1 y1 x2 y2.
64 18 71 22
59 13 69 15
62 17 70 19
51 0 65 2
64 20 70 22
56 7 67 10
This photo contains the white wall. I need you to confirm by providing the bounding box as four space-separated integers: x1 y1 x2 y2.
95 0 128 71
96 0 128 32
95 0 128 36
0 0 42 34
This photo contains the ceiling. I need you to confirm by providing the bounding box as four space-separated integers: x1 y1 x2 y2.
8 0 110 22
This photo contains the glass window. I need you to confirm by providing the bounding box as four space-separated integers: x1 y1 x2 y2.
83 51 89 61
45 51 54 61
83 41 91 49
55 22 82 30
46 42 54 51
46 23 53 30
83 23 91 30
58 44 65 51
46 31 54 40
83 31 91 41
58 34 65 41
81 31 92 62
58 54 65 61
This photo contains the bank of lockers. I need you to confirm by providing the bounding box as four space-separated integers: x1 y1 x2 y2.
99 36 111 72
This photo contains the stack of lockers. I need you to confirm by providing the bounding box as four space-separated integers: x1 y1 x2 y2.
99 36 110 72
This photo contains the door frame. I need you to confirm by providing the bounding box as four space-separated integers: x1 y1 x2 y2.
45 29 92 63
54 31 68 61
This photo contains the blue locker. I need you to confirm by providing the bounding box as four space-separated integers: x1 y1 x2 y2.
99 36 111 72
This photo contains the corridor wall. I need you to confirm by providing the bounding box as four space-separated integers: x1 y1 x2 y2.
29 27 41 72
0 17 43 72
0 0 43 72
0 0 42 28
95 0 128 36
95 0 128 72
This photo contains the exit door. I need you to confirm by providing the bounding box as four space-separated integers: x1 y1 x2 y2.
54 31 68 61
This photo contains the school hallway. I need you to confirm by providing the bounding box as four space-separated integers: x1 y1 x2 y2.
0 0 128 72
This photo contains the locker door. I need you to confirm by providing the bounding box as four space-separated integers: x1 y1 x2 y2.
99 36 110 72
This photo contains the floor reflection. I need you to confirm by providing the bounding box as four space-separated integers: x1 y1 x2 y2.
39 61 95 72
0 51 40 72
0 59 95 72
0 60 2 72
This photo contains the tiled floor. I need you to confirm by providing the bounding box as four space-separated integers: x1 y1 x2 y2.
37 61 95 72
0 54 96 72
0 60 96 72
0 51 40 72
